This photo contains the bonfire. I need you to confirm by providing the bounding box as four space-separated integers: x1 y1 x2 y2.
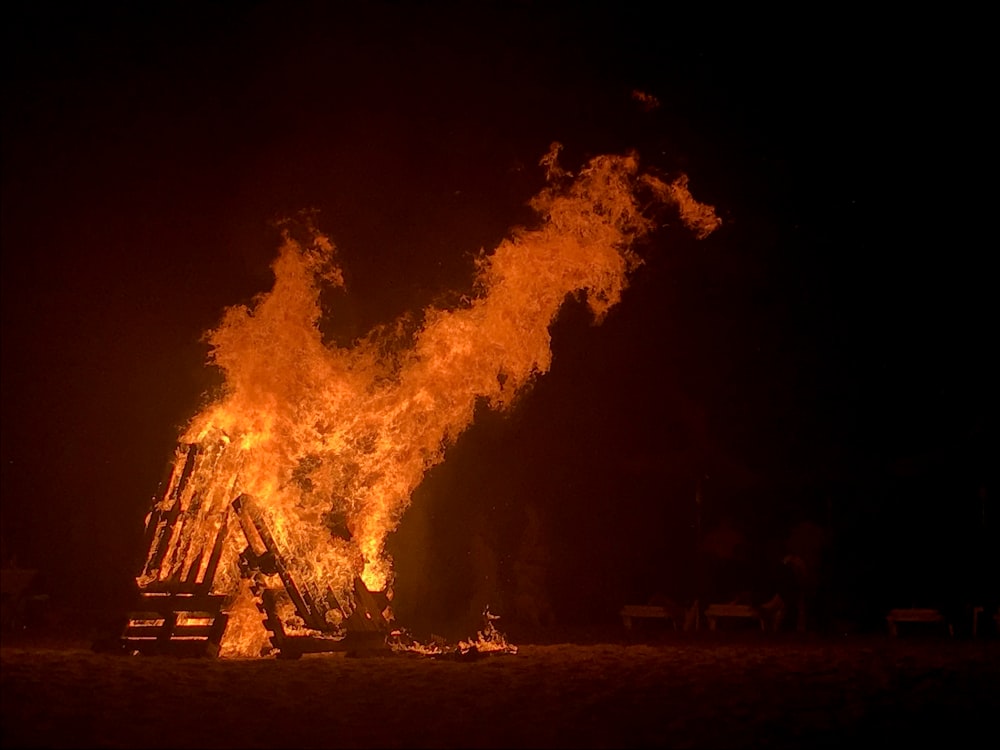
122 145 720 658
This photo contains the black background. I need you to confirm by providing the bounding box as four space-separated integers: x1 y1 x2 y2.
3 2 994 634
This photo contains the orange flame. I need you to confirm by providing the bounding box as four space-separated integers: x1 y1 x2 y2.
139 145 719 655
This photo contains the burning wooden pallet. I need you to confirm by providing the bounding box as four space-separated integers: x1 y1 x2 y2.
122 447 233 656
233 494 390 658
121 590 229 657
121 446 390 658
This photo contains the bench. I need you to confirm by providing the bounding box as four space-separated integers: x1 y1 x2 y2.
886 608 953 637
704 603 766 632
619 604 681 630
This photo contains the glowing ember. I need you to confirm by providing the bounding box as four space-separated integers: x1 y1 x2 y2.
134 144 719 657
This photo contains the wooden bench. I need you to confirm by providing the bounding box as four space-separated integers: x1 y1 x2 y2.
704 603 766 632
886 608 953 637
619 604 680 630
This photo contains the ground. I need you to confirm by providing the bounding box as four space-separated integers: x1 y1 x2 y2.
2 626 997 748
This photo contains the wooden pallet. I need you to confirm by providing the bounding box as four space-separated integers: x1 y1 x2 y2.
234 494 391 659
138 442 233 592
123 445 234 656
125 465 392 657
619 604 682 630
121 590 229 657
253 584 388 659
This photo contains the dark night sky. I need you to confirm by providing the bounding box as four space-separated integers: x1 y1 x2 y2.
2 3 994 631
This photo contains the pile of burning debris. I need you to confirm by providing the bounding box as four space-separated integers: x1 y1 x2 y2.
119 445 516 659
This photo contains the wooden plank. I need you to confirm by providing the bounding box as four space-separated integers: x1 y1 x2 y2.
298 583 321 625
259 588 290 654
704 603 765 632
128 595 225 617
279 633 351 654
140 508 163 565
123 639 219 657
886 608 950 637
322 586 345 617
142 501 182 579
367 587 390 615
197 507 230 593
233 495 325 631
345 577 390 633
620 605 672 619
137 581 209 595
124 624 217 639
171 443 201 504
207 612 228 651
163 504 201 584
182 549 205 586
250 505 321 630
705 604 759 618
157 612 178 644
619 604 679 630
887 608 944 622
269 630 388 658
232 496 268 558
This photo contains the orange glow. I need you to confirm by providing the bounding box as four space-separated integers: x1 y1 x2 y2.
136 145 719 656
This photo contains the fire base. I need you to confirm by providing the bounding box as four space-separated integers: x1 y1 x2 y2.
121 485 390 658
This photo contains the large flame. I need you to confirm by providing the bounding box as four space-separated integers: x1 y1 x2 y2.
138 145 719 655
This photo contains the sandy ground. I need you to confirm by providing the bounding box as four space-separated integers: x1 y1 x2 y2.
3 629 998 749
